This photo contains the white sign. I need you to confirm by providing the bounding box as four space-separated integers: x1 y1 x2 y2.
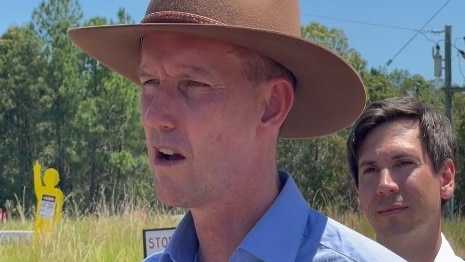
39 195 56 219
142 227 176 258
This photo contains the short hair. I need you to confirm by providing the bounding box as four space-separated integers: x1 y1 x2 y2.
346 96 456 188
231 46 296 137
229 45 297 89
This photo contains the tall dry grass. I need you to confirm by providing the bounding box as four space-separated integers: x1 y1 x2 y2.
0 213 179 261
1 198 464 261
0 197 181 262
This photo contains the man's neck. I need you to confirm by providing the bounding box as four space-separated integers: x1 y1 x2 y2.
377 226 442 262
191 172 281 262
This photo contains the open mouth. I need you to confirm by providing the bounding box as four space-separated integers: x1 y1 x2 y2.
157 148 186 162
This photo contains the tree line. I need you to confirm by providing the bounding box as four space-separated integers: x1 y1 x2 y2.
1 0 464 217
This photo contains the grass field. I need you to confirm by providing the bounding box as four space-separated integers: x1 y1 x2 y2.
0 209 180 262
1 207 464 261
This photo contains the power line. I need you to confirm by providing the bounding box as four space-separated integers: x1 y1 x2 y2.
384 0 452 67
300 13 423 33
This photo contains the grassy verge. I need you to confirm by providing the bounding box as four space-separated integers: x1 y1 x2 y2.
0 211 179 262
1 207 463 261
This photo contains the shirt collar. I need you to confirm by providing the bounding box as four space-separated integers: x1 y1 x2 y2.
162 211 198 262
237 171 309 261
160 171 309 262
434 233 462 261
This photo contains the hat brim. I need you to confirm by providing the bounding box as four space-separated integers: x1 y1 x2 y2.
68 24 365 138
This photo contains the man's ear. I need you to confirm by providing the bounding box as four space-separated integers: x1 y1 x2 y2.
260 76 294 128
439 158 455 200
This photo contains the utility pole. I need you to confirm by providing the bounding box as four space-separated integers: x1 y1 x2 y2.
439 25 465 219
433 25 465 219
443 25 453 219
444 25 452 122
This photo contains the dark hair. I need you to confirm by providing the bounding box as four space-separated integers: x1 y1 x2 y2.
346 96 456 189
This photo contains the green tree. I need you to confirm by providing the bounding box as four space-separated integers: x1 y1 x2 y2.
386 69 441 106
361 68 400 103
71 68 148 212
301 22 367 72
67 12 151 213
0 26 47 210
30 0 84 196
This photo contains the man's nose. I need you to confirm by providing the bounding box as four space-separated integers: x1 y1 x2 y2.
140 83 177 131
376 169 399 195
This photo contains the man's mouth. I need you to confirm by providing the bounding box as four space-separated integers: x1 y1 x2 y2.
378 205 408 216
156 147 186 162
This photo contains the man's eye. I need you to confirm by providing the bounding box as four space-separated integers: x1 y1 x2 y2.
141 79 160 87
362 167 377 175
140 79 160 97
396 160 414 167
180 80 208 88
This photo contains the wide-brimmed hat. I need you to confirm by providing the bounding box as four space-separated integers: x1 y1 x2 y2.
68 0 366 138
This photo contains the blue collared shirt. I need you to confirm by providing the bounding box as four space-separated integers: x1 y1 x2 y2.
144 172 405 262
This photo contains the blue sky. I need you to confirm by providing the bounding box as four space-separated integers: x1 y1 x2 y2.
2 0 464 85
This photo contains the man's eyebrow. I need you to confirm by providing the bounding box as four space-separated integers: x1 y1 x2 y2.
137 68 151 79
137 64 213 80
177 64 211 78
358 152 415 167
358 160 376 168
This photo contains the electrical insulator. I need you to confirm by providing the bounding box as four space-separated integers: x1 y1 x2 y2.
433 44 442 78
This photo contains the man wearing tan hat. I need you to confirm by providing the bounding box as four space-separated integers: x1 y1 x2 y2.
68 0 404 261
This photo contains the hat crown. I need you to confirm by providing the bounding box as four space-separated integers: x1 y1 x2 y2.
68 0 365 138
143 0 300 36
